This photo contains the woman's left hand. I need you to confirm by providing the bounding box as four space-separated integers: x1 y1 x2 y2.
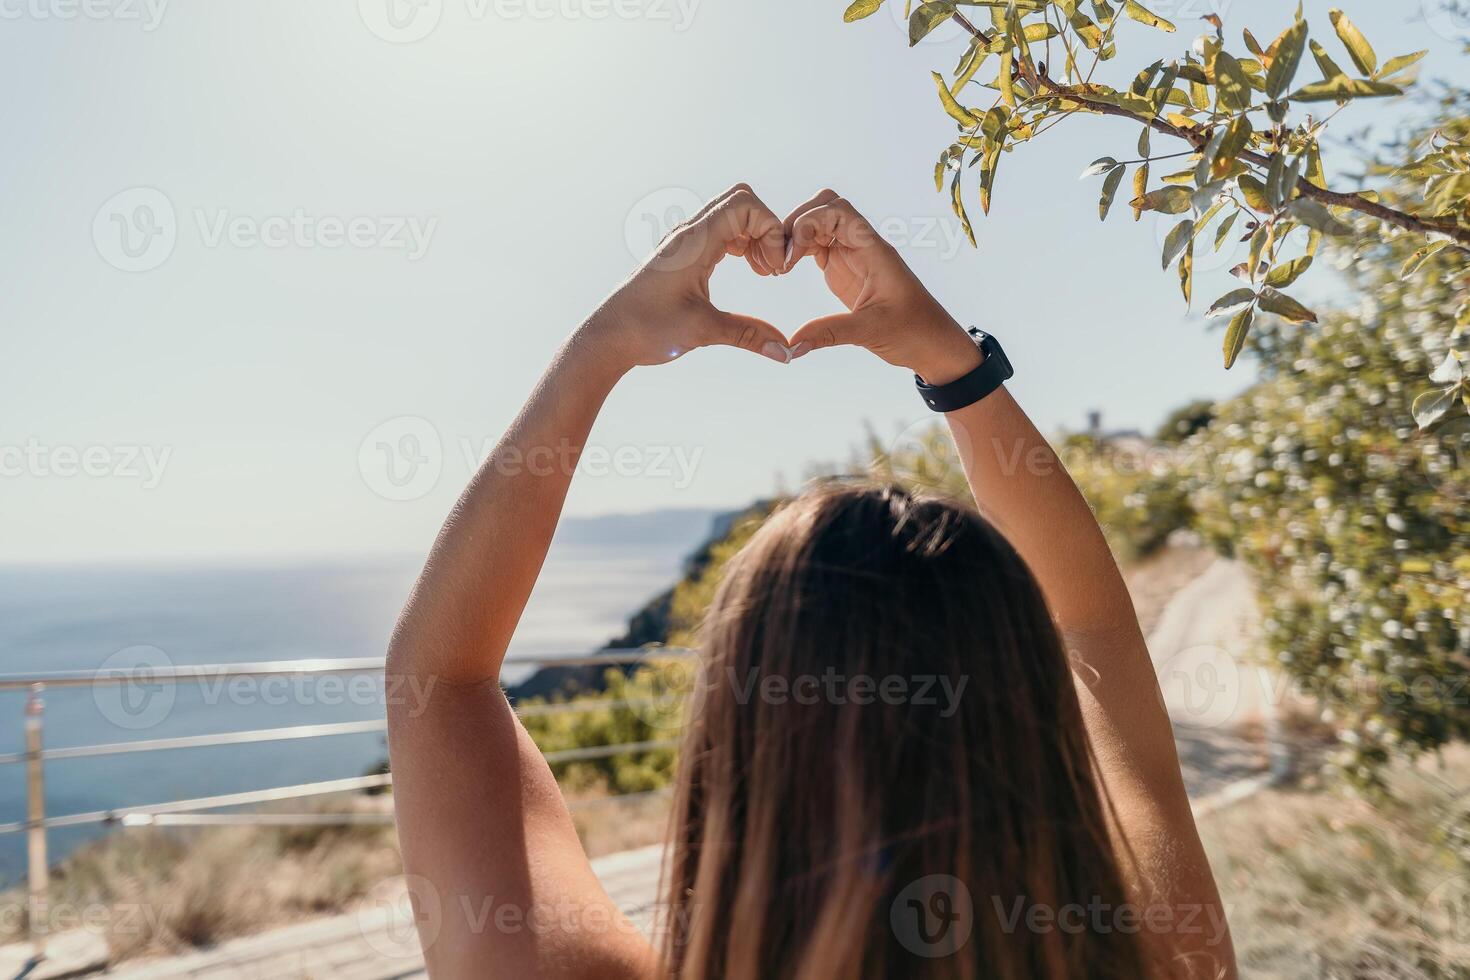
586 184 796 371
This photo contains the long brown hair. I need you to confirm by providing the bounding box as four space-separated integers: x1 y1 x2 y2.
659 484 1154 979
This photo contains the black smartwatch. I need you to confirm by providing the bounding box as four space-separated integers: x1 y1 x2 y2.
915 329 1014 412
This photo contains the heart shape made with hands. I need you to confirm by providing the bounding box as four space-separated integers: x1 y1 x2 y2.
648 184 975 383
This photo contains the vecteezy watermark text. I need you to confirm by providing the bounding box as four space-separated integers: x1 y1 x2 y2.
92 646 438 730
93 187 438 273
725 667 969 718
358 415 706 502
357 0 701 44
0 0 168 29
0 439 171 488
992 894 1232 948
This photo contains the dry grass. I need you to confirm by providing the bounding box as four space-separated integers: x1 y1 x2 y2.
1202 744 1470 979
0 794 402 965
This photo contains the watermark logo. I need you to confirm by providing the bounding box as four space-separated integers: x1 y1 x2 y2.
624 186 705 271
93 187 176 273
93 645 176 730
358 416 707 501
890 874 974 957
1422 0 1470 44
622 649 700 733
1421 873 1470 945
360 874 443 958
92 187 438 271
358 0 443 42
1155 643 1245 730
359 415 444 502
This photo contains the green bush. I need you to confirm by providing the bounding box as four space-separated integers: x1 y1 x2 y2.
1183 119 1470 787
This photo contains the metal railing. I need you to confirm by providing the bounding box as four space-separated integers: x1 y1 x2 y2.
0 649 692 955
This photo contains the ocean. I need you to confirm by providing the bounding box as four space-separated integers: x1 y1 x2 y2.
0 509 719 886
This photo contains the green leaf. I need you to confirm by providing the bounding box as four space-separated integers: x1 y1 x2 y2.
1258 286 1318 323
1122 0 1174 31
843 0 885 21
1266 18 1308 100
1132 185 1193 214
1179 240 1194 305
910 1 955 46
951 171 976 246
1223 305 1254 369
1265 152 1288 208
1237 174 1271 211
1131 60 1164 96
1213 116 1253 180
1289 76 1402 102
1213 209 1239 251
1214 51 1252 111
1328 8 1376 75
931 71 980 127
1378 50 1427 78
1309 39 1345 81
1265 255 1313 288
1162 218 1195 269
1099 165 1126 220
954 38 989 89
1207 287 1257 319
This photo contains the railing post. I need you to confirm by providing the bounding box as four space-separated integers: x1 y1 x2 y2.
25 683 49 958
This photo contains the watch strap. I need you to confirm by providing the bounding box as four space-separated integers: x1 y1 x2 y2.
915 329 1014 413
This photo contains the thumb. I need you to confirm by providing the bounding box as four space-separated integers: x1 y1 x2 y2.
789 310 878 360
706 310 795 364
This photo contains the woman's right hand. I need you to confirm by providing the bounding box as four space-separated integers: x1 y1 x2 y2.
585 184 796 372
782 190 983 386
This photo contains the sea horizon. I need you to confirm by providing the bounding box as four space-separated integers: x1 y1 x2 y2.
0 506 724 886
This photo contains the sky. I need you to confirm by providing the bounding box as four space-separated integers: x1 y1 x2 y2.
1 0 1466 562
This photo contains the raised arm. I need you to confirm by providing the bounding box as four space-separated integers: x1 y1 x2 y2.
386 185 792 979
785 190 1236 980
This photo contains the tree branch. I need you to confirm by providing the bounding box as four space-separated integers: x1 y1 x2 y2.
947 9 1470 248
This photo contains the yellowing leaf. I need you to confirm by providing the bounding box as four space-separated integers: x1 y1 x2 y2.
1258 286 1318 323
842 0 884 22
1290 76 1402 102
1265 255 1313 288
1223 305 1254 369
1132 185 1193 214
1329 8 1376 75
1266 18 1308 99
1099 165 1126 221
1213 51 1252 111
931 71 980 127
1123 0 1174 32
